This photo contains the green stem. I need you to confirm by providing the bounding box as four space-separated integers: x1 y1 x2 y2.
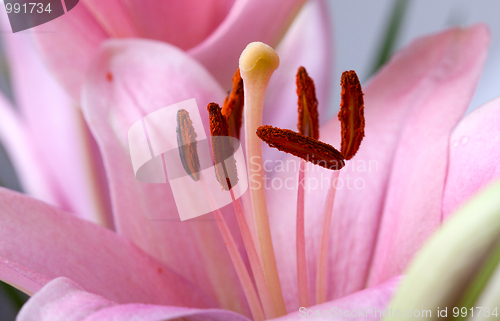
370 0 409 76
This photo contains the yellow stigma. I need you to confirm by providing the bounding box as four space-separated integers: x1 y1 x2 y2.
239 42 280 80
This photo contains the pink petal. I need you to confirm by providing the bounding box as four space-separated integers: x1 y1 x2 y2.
33 3 107 99
18 277 251 321
17 277 116 321
271 276 400 320
19 276 398 321
263 0 332 161
34 0 304 100
0 187 213 307
85 305 251 321
368 24 490 286
0 257 50 295
81 39 248 314
189 0 307 89
81 0 234 50
2 20 112 226
266 24 490 309
442 96 500 218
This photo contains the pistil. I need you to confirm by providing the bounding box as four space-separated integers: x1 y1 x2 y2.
239 42 287 316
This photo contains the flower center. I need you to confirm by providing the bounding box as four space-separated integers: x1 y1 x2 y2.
202 42 365 320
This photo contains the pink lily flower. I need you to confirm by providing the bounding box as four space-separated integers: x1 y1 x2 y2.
1 2 499 321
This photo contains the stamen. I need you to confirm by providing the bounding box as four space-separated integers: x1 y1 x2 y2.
176 105 264 319
176 109 200 180
208 102 230 137
207 103 238 191
315 170 340 304
240 42 287 316
230 191 277 319
213 209 266 321
253 66 365 307
256 126 345 171
295 66 319 307
297 66 319 140
338 70 364 160
316 71 365 304
222 69 245 139
199 184 265 321
208 102 276 318
296 161 309 308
